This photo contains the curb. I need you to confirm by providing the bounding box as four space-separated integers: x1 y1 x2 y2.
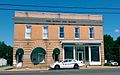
1 66 120 72
80 66 120 70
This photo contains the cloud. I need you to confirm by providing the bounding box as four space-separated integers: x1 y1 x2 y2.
115 29 120 33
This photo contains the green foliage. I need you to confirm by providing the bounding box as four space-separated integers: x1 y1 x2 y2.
104 63 112 66
104 35 120 65
104 34 114 61
0 41 13 66
114 36 120 64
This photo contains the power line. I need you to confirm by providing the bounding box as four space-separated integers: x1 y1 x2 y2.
1 7 120 14
0 3 120 10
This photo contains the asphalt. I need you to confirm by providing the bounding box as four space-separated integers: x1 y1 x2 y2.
0 66 120 72
1 68 120 75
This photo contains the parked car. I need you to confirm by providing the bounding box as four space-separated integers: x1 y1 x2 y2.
49 59 81 69
108 60 118 66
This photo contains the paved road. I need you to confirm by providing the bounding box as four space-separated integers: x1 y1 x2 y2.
0 68 120 75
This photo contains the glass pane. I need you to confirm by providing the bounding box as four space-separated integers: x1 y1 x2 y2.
91 46 100 61
60 33 64 38
38 54 45 62
90 27 94 33
78 53 82 60
25 25 31 39
43 26 48 39
89 27 94 38
75 27 79 32
90 33 94 38
32 54 38 64
60 27 64 32
76 47 84 61
44 26 48 33
59 27 64 38
85 46 89 61
26 26 31 32
75 27 79 38
75 33 79 38
64 46 73 59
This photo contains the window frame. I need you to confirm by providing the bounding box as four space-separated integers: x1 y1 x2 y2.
59 26 64 39
42 26 48 39
74 26 80 39
91 46 100 62
25 25 32 39
89 27 94 39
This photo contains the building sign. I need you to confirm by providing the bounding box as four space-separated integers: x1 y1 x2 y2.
14 17 102 25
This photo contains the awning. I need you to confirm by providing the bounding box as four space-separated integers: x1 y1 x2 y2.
32 47 46 55
16 48 24 55
53 48 60 54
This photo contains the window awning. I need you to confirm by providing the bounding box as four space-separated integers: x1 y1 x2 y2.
32 47 46 55
16 48 24 55
53 48 60 54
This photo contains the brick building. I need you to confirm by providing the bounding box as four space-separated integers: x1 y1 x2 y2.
13 11 104 68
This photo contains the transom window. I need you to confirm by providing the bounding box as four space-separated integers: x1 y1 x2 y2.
43 26 48 39
59 26 64 39
25 25 32 39
74 27 80 38
89 27 94 39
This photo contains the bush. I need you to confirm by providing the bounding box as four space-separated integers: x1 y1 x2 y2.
104 63 112 66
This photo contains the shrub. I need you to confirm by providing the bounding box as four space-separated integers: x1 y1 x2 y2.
104 63 112 66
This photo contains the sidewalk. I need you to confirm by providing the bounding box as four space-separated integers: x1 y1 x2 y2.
1 66 120 72
80 66 120 69
0 66 13 71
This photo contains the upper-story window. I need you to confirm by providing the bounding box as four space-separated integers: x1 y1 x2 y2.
25 25 32 39
89 27 94 39
74 27 80 39
43 26 48 39
59 26 64 39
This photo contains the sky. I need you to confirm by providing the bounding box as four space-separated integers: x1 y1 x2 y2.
0 0 120 46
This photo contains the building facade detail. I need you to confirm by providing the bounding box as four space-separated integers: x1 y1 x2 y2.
13 11 104 68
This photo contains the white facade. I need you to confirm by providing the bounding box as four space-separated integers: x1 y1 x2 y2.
62 40 102 65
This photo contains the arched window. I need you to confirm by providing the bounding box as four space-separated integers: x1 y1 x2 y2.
16 48 24 63
53 48 60 62
31 47 46 65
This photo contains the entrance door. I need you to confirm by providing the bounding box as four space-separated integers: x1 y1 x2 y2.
78 51 83 61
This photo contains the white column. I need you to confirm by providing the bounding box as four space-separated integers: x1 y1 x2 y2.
73 46 76 60
99 46 101 64
84 47 86 62
89 46 91 64
63 47 64 60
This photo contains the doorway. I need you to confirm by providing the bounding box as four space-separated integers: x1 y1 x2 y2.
78 51 83 61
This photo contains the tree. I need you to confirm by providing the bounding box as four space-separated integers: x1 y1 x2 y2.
114 36 120 64
0 41 13 66
104 34 114 61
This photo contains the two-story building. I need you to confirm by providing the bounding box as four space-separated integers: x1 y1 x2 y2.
13 11 104 68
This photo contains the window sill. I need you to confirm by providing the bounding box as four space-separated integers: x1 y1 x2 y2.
25 38 31 40
43 38 48 39
89 38 94 40
59 38 64 39
74 38 80 39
